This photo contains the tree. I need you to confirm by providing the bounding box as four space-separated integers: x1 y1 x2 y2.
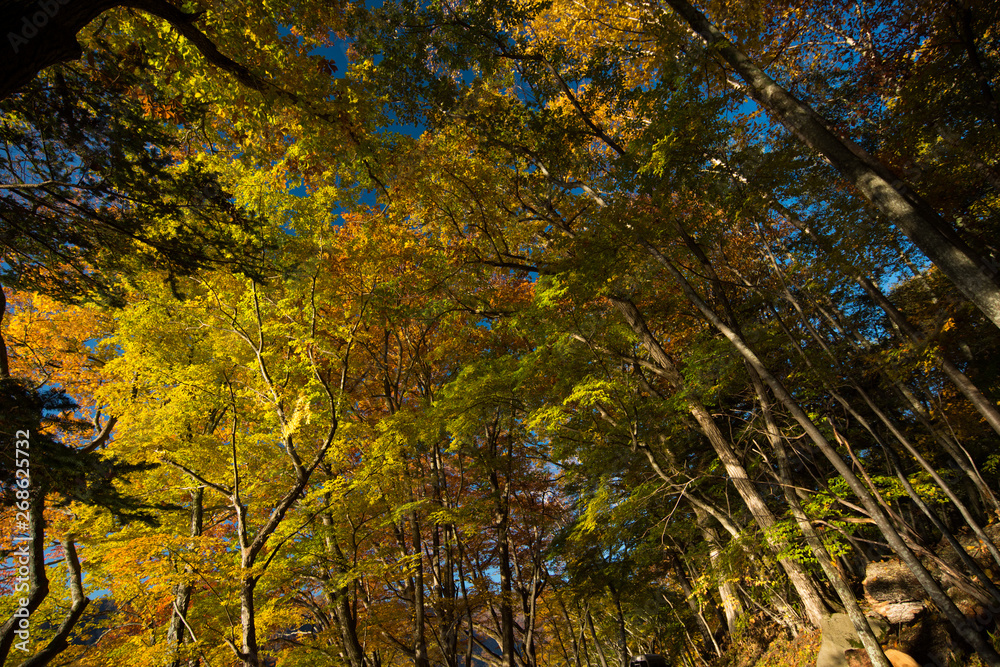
5 1 1000 665
0 0 331 102
0 288 163 667
657 0 1000 329
1 60 269 305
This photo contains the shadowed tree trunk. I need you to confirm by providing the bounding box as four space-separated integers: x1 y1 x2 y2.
753 377 893 667
668 551 721 657
18 537 89 667
0 488 49 665
693 506 743 633
0 0 120 100
320 505 367 667
166 486 204 667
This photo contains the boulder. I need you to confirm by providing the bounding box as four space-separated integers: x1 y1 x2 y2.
816 613 889 667
863 561 926 624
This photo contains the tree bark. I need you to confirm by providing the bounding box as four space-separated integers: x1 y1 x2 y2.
322 519 367 667
0 489 49 665
693 506 743 633
0 0 281 101
669 552 721 657
492 471 516 667
610 587 629 667
557 596 584 667
411 508 431 667
0 284 10 379
0 0 120 101
586 610 611 667
238 573 260 667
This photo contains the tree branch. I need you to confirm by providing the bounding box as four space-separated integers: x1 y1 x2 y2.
161 457 232 497
77 416 117 455
18 537 90 667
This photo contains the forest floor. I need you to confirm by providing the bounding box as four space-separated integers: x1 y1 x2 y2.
720 619 997 667
749 629 823 667
715 616 823 667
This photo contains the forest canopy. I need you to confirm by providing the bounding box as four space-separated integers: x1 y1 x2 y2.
2 1 1000 667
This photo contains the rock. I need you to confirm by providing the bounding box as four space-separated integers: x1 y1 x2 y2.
863 560 922 602
818 641 849 667
816 613 890 667
868 615 889 642
863 561 926 623
869 601 924 624
884 649 919 667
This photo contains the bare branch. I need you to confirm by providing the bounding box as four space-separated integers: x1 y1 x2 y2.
162 458 233 497
77 416 118 455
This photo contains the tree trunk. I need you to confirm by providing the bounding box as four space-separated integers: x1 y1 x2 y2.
454 526 475 667
411 509 431 667
586 610 611 667
693 507 743 633
662 0 1000 329
0 488 48 665
166 487 203 667
0 285 11 379
756 380 893 667
550 608 576 667
518 550 546 667
432 444 460 667
0 0 274 103
610 588 629 667
669 552 721 656
18 537 90 667
650 247 1000 666
493 477 516 667
0 0 120 101
239 573 260 667
321 511 367 667
557 596 584 667
611 295 828 629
